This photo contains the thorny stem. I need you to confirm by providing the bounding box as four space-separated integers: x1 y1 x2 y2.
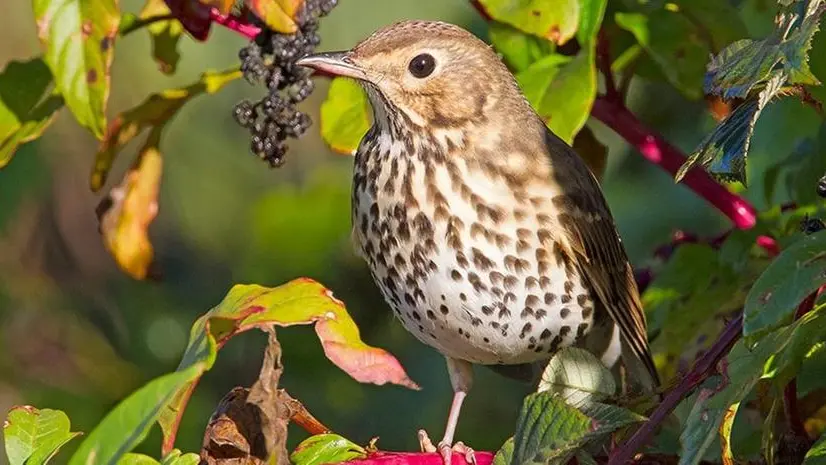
209 8 261 40
608 314 745 465
591 97 757 230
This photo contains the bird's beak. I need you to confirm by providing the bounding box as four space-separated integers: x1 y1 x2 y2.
296 51 370 81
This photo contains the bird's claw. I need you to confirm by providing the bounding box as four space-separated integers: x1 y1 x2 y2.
417 430 477 465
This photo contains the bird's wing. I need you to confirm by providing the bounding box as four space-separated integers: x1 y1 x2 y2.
543 130 660 388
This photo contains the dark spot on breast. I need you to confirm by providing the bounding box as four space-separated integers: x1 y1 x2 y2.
577 294 588 306
520 307 534 318
559 325 571 337
404 293 415 306
582 307 593 319
460 292 467 301
560 307 570 318
482 305 494 315
451 269 462 280
561 295 572 304
525 294 540 308
540 328 552 340
504 275 518 290
520 322 532 338
426 310 436 319
456 251 469 268
440 304 449 315
576 323 589 338
525 276 539 290
545 293 557 305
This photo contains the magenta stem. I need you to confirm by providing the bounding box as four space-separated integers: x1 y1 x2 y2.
591 97 757 230
209 8 261 40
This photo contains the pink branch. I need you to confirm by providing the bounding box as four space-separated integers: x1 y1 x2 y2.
209 8 261 40
348 452 493 465
591 97 757 230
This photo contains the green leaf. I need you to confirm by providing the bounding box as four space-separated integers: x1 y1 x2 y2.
780 0 824 86
703 38 786 100
157 279 418 454
677 71 785 184
117 454 160 465
91 68 240 191
744 230 826 340
672 0 749 52
510 393 643 465
805 433 826 465
576 0 608 45
290 434 366 465
537 347 616 407
719 402 739 465
33 0 120 139
67 366 203 465
139 0 183 75
4 406 81 465
516 54 571 109
319 78 371 155
762 304 826 386
493 438 514 465
476 0 580 45
615 11 709 99
680 309 826 465
488 22 555 73
160 449 199 465
0 58 64 169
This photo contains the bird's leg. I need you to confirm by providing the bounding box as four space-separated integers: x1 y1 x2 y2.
418 357 476 465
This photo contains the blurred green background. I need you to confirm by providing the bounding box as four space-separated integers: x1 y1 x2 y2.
0 0 822 463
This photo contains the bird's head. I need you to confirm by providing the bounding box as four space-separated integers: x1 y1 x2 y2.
297 20 535 135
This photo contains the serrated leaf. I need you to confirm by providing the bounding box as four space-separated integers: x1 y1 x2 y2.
805 433 826 465
290 434 366 465
157 279 418 454
537 347 616 407
320 77 371 155
744 230 826 341
476 0 579 45
96 129 162 280
493 438 514 465
4 406 81 465
780 0 825 85
704 39 785 100
247 0 301 34
33 0 120 139
0 57 64 169
488 22 555 73
67 366 203 465
677 71 785 184
615 11 709 99
91 68 240 191
510 393 643 465
139 0 183 75
680 309 826 465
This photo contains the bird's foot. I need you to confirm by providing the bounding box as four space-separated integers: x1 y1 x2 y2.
418 429 477 465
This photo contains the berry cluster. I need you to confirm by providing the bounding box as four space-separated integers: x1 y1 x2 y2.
233 0 337 167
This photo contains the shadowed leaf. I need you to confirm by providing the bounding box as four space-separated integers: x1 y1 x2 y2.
138 0 184 74
96 129 163 280
3 406 81 465
476 0 579 45
744 230 826 341
33 0 120 139
157 279 418 454
91 68 240 191
290 434 366 465
160 0 212 40
805 433 826 465
0 58 64 168
488 22 555 73
320 78 371 155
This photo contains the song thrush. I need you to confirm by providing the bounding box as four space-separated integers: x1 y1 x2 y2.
297 20 659 464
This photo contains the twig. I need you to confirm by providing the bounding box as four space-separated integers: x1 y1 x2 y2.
607 313 744 465
597 29 620 103
280 390 332 435
119 13 177 36
209 8 261 40
591 96 757 230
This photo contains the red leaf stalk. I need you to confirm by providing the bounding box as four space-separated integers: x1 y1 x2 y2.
209 8 261 40
347 452 494 465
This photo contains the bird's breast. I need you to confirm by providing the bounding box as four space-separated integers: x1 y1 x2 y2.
351 135 597 365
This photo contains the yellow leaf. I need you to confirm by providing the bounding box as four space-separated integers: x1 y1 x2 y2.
247 0 298 33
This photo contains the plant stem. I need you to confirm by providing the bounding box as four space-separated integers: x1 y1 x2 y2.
607 313 744 465
119 13 177 36
591 97 757 230
783 289 820 441
597 29 620 104
209 8 261 40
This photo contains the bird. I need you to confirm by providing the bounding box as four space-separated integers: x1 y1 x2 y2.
297 20 660 465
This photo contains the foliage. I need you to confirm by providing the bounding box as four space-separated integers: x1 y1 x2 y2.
3 0 826 464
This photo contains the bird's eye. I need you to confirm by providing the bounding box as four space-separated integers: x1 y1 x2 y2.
408 53 436 78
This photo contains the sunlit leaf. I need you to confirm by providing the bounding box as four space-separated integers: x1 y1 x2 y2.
677 72 785 184
117 454 159 465
537 347 615 407
475 0 579 45
510 393 643 465
320 78 371 155
247 0 302 34
157 279 419 454
96 129 163 280
0 58 64 169
4 406 81 465
744 230 826 341
91 68 240 191
290 434 366 465
762 303 826 386
488 22 555 73
719 402 739 465
139 0 183 75
67 366 203 465
33 0 120 139
161 449 199 465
